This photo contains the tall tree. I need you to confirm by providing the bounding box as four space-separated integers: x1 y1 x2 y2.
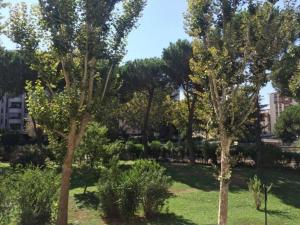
0 50 37 98
163 39 198 162
120 58 169 155
186 0 298 224
8 1 146 224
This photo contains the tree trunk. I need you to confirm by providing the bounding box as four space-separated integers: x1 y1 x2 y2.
186 95 197 163
142 88 154 157
254 99 263 175
56 126 77 225
218 134 232 225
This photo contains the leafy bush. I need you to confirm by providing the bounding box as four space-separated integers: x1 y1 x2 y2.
16 168 60 225
124 141 144 159
9 145 48 168
98 159 172 219
148 140 163 159
131 160 172 218
98 159 140 219
260 144 283 167
0 175 16 225
201 142 218 163
0 167 59 225
248 175 263 210
97 159 122 218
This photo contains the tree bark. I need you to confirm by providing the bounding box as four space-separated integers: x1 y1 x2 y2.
186 95 197 163
218 134 232 225
254 99 263 175
56 124 77 225
141 88 154 157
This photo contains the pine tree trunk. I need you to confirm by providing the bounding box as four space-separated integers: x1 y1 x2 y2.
186 95 197 163
254 99 262 175
142 88 154 157
57 127 77 225
218 135 232 225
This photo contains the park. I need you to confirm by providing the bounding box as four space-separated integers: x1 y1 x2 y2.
0 0 300 225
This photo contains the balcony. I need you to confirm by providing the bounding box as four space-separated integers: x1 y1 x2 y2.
8 108 23 113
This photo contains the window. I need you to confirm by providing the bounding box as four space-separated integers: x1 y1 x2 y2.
10 123 21 130
9 113 21 119
9 102 22 108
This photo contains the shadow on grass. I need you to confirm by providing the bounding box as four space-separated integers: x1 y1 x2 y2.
74 191 99 210
164 163 250 192
164 163 300 209
103 213 198 225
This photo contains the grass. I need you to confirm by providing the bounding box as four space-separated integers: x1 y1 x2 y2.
1 161 299 224
68 163 300 225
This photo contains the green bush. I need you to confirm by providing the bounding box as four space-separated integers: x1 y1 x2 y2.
98 159 172 219
201 142 218 163
124 141 144 159
97 159 122 218
132 160 172 218
248 175 263 210
0 167 59 225
148 140 163 159
17 168 59 225
0 175 16 225
9 145 48 168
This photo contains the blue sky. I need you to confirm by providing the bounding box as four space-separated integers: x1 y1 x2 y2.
2 0 274 105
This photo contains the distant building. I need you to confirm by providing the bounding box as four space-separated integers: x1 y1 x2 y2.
269 92 297 132
0 93 27 131
260 109 271 135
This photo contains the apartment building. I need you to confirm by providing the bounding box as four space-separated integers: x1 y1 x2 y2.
0 93 27 131
269 92 297 132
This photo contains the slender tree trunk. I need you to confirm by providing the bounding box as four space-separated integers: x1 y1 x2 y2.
57 125 77 225
218 134 232 225
254 99 263 175
142 88 154 157
186 95 197 163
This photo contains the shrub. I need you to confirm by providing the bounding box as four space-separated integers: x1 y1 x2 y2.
9 145 48 168
0 167 59 225
97 159 122 218
260 144 282 167
0 175 16 225
148 140 163 159
248 175 263 210
131 160 172 218
124 141 144 159
201 142 218 163
98 159 172 219
17 168 59 225
118 171 140 219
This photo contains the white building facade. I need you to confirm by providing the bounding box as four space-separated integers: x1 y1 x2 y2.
0 94 27 131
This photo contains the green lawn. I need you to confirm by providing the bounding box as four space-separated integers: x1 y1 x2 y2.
68 163 300 225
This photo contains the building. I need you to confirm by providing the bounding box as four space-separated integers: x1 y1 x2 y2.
260 109 271 135
269 92 297 132
0 93 27 131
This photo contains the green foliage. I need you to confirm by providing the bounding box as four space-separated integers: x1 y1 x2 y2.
148 140 163 159
9 145 48 168
98 159 172 219
275 104 300 143
0 175 16 225
124 141 144 159
97 159 122 218
0 168 59 225
200 141 218 163
248 175 263 210
131 160 172 218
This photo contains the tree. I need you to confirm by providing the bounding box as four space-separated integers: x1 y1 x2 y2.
163 39 198 162
275 104 300 143
120 58 169 155
0 50 37 98
8 1 146 224
186 0 298 224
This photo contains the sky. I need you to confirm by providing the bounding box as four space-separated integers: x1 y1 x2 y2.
2 0 274 106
